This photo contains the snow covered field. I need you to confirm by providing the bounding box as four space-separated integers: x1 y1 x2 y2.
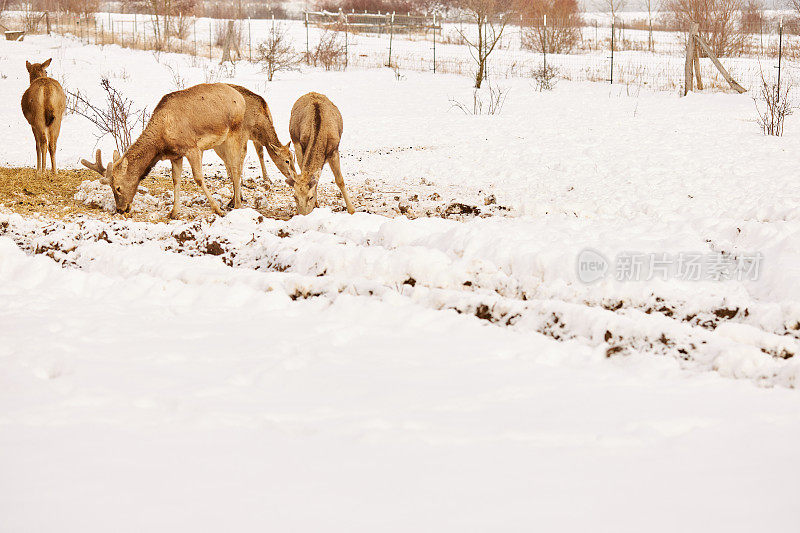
2 34 800 531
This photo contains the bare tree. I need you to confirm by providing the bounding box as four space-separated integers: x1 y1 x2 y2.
600 0 627 21
457 0 513 88
645 0 660 51
256 23 300 81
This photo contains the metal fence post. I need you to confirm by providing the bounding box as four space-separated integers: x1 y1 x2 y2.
433 12 436 73
344 13 349 69
305 11 310 63
388 11 395 67
610 20 614 84
543 14 547 71
777 18 784 103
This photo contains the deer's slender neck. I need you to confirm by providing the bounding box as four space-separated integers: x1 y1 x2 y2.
254 115 281 149
124 129 162 182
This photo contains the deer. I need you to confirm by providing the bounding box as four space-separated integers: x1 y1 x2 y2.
21 58 66 174
81 83 248 218
227 84 297 183
288 92 355 216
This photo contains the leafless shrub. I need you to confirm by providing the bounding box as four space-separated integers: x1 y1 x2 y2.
170 12 192 40
754 72 793 136
449 82 509 115
202 62 235 83
308 28 347 71
165 61 186 88
521 0 582 54
666 0 747 56
213 18 242 48
203 63 223 83
69 78 149 153
137 0 196 46
531 64 558 91
740 0 764 35
21 5 44 33
256 22 299 81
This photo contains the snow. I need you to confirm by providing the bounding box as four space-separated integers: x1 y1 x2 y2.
2 32 800 531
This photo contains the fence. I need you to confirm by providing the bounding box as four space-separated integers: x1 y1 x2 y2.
7 10 797 94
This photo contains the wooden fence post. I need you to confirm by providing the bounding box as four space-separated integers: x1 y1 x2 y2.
694 30 746 93
684 23 696 95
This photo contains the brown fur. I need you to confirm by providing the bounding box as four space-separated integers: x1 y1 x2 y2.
82 83 248 217
288 92 355 215
21 59 66 174
226 84 297 183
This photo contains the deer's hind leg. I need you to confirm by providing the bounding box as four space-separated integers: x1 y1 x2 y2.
32 129 44 173
48 117 62 174
216 134 247 210
186 148 224 217
328 150 355 214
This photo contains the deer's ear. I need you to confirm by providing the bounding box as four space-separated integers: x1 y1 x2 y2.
42 58 52 68
25 61 32 72
112 150 121 162
119 158 128 175
99 176 111 185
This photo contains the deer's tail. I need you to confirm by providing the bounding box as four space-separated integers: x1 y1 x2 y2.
44 103 55 127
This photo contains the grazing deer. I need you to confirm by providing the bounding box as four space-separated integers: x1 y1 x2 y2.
21 58 66 174
288 92 355 215
82 83 248 217
227 84 297 183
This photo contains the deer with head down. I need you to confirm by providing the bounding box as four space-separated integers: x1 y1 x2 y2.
82 83 247 217
227 84 297 183
21 58 66 174
288 92 355 215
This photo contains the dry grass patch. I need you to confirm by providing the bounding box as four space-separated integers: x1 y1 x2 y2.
0 167 109 219
0 166 358 222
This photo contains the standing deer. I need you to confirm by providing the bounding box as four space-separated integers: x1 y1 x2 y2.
21 58 66 174
288 92 355 215
81 83 248 217
227 84 297 183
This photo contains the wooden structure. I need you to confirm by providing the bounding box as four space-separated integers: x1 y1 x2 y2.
684 22 746 95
